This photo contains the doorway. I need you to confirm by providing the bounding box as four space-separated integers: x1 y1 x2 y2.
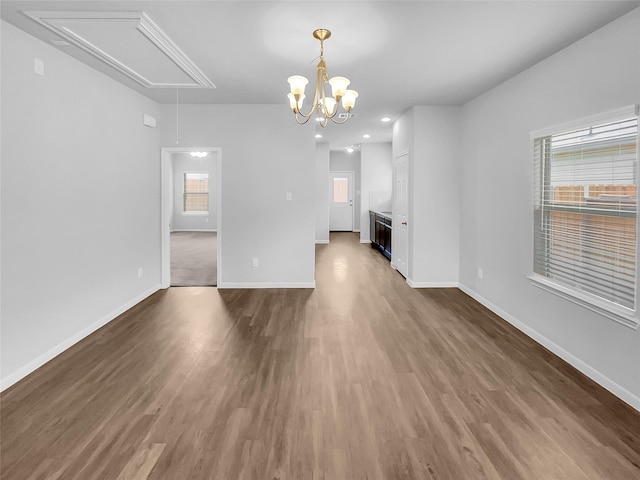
161 147 221 288
392 152 409 278
329 171 354 231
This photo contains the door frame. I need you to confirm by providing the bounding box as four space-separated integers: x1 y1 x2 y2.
329 170 355 232
160 147 222 288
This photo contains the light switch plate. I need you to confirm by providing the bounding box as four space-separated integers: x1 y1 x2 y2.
34 58 44 75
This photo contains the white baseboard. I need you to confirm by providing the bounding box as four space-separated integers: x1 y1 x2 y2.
360 239 371 244
353 229 360 233
458 283 640 413
171 229 217 232
218 282 316 289
1 284 161 392
407 279 459 288
315 240 330 244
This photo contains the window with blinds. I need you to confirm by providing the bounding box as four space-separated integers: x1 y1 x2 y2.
533 113 638 314
183 172 209 213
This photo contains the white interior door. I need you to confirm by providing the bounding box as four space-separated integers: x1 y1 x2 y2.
329 171 354 231
393 153 409 277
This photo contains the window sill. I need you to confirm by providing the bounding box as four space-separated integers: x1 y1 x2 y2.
182 212 209 216
528 274 639 330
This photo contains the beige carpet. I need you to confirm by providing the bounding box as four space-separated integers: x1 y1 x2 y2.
170 232 217 286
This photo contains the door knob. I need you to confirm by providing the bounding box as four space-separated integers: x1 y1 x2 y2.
401 221 407 225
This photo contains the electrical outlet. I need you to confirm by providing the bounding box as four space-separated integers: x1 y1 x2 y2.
477 267 483 280
138 267 144 278
251 258 259 267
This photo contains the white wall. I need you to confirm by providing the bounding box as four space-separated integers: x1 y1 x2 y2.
412 107 461 286
360 143 392 243
158 104 316 288
315 143 330 243
171 152 218 231
392 107 461 286
1 21 162 389
459 8 640 408
330 151 361 231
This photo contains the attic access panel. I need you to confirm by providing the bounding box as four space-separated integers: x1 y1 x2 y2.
23 10 215 89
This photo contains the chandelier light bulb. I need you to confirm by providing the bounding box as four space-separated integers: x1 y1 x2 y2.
328 77 350 100
287 76 308 96
288 92 305 111
341 90 358 110
321 97 337 116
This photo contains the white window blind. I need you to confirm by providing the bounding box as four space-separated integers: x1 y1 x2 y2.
533 114 638 311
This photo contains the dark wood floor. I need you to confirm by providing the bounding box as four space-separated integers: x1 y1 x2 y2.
2 232 640 479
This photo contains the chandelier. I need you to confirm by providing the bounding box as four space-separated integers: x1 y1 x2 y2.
287 29 358 127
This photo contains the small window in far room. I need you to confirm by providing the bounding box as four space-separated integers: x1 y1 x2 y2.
183 172 209 213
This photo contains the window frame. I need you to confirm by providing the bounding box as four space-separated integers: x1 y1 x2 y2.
332 176 350 204
182 171 210 215
528 105 640 329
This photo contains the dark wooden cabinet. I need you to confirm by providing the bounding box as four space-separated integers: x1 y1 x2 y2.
369 211 392 260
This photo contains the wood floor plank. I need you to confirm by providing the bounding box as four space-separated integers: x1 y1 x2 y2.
116 443 165 480
2 232 640 479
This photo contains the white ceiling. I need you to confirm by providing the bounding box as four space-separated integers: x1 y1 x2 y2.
2 1 639 150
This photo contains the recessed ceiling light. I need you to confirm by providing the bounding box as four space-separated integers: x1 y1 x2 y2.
315 134 323 138
381 117 391 122
190 152 208 158
363 134 371 139
315 117 322 122
346 147 354 153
